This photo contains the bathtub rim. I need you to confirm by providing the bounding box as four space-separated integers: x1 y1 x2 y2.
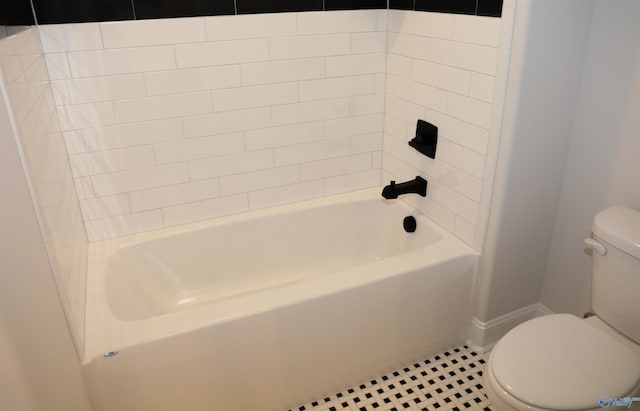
84 188 479 364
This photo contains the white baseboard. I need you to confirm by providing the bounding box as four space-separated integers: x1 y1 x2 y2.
466 303 553 353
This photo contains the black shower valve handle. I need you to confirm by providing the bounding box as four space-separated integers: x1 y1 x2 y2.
409 119 438 159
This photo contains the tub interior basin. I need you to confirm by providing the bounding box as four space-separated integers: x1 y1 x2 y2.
103 198 441 321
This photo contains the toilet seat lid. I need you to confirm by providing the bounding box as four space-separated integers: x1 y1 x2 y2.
491 314 640 410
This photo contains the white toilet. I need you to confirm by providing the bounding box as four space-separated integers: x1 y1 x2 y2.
485 206 640 411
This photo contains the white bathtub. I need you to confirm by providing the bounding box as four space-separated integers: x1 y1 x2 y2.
83 188 478 411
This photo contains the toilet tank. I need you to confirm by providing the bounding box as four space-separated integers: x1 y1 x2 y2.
591 206 640 344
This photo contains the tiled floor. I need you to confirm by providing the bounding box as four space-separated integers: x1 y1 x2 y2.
290 345 493 411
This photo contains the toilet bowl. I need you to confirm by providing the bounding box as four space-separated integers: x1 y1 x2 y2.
484 206 640 411
484 314 640 411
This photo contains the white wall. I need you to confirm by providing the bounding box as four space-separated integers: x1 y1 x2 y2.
0 28 88 355
540 0 640 316
0 64 92 410
382 9 512 250
39 11 388 241
473 0 595 326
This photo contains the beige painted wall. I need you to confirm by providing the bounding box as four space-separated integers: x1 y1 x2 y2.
540 0 640 316
474 0 595 322
474 0 640 331
0 69 92 411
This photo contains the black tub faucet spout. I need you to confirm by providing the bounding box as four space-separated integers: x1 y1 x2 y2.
381 176 427 199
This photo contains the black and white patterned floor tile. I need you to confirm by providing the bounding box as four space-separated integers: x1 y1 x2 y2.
290 345 493 411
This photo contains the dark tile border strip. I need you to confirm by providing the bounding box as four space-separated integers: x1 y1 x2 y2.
32 0 134 24
28 0 501 26
415 0 477 15
388 0 414 11
1 0 36 26
325 0 387 11
477 0 504 17
135 0 235 20
393 0 503 17
236 0 322 15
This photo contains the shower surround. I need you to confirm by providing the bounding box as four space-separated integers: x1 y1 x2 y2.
0 3 513 387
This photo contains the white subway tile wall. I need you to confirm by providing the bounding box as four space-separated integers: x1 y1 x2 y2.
30 9 516 248
383 10 511 248
39 10 388 241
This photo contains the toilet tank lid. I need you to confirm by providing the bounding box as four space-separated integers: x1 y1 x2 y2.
592 206 640 259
